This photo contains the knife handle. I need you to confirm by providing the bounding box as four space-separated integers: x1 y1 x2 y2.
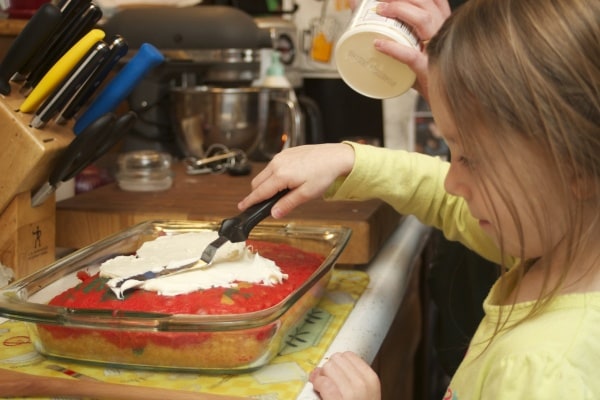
19 29 106 113
31 112 116 208
0 3 63 95
20 3 103 96
73 43 164 135
17 0 93 81
90 111 137 163
57 0 91 14
31 41 109 129
49 113 116 186
57 35 129 124
218 189 290 243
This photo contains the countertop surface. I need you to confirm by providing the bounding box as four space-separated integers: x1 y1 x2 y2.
298 215 430 399
0 19 27 36
56 162 402 265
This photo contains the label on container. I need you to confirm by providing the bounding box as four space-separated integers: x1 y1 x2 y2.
353 0 418 48
334 0 419 99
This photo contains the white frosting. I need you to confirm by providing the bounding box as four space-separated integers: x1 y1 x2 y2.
99 232 287 298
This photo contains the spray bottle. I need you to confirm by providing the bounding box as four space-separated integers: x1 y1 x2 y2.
261 51 292 88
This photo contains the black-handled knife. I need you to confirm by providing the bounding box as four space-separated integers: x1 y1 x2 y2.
0 3 63 95
56 0 91 15
93 110 137 157
30 40 109 129
200 189 291 264
14 0 91 82
20 2 102 96
56 35 129 124
30 112 117 207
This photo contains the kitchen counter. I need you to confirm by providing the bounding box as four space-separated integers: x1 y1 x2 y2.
55 162 402 266
299 215 431 399
0 19 27 36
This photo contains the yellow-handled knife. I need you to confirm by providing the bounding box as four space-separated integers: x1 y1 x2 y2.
19 28 105 113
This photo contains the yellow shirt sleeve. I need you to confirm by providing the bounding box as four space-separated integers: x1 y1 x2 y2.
325 142 504 264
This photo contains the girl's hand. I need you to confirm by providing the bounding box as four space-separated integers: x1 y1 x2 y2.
309 352 381 400
374 0 451 99
237 143 355 219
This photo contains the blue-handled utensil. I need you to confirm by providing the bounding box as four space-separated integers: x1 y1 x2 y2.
73 43 164 135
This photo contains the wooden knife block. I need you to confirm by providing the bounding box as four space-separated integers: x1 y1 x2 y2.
0 83 73 279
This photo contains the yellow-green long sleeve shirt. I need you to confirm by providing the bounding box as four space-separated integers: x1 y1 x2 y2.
327 143 501 262
327 143 600 400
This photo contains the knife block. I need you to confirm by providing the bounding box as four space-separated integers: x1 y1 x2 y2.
0 191 56 279
0 83 73 279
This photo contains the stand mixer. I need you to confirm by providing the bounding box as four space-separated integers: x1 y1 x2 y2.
102 5 312 160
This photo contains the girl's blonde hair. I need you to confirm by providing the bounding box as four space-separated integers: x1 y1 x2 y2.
427 0 600 327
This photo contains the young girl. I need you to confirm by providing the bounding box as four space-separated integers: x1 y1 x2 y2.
239 0 600 398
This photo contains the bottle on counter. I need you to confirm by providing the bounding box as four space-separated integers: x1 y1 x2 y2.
255 50 303 152
261 51 292 88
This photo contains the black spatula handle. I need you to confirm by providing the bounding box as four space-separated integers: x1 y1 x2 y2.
219 189 290 242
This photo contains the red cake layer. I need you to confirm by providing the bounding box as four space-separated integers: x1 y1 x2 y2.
36 239 328 371
48 240 325 314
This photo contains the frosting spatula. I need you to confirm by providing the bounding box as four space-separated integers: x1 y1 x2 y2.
200 189 290 264
109 189 289 297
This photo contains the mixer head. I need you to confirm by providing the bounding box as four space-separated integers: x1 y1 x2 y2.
101 5 273 155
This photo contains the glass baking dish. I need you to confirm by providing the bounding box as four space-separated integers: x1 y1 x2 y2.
0 220 351 373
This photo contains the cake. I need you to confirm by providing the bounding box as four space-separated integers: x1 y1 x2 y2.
36 232 326 371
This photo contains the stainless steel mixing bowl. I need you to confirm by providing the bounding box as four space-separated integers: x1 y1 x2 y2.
170 86 300 160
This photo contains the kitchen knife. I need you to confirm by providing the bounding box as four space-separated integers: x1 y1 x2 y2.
73 42 165 135
0 3 63 95
56 35 129 124
93 110 137 157
15 0 94 83
30 40 110 129
110 189 290 295
56 0 92 14
18 28 106 113
19 2 102 95
31 112 117 208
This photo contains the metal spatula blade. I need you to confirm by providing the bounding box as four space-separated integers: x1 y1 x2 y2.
109 257 207 298
113 257 205 289
200 235 229 264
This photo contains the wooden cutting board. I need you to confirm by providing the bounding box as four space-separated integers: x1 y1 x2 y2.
56 162 401 265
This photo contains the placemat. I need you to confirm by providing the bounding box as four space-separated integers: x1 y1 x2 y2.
0 269 369 399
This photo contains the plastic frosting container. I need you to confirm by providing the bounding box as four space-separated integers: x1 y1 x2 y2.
335 0 419 99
